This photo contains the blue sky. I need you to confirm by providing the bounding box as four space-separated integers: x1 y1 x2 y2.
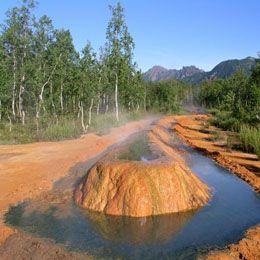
0 0 259 71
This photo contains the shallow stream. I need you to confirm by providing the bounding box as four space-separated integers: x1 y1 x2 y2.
4 129 260 259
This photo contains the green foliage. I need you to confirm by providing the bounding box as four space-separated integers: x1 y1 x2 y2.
145 80 188 113
199 63 260 157
199 67 260 128
209 110 241 131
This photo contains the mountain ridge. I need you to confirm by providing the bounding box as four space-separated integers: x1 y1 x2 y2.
143 57 257 83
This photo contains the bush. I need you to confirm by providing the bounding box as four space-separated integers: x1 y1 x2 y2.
209 110 241 131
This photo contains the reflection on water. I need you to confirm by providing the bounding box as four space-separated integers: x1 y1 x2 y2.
4 131 260 259
5 196 196 246
85 210 196 245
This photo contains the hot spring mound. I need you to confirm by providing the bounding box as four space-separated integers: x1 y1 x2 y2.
74 161 210 217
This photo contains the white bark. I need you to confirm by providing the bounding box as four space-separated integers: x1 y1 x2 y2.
22 110 25 125
60 82 64 112
81 105 85 131
77 101 81 119
115 73 119 121
88 98 94 126
18 42 27 124
12 52 17 117
80 102 87 132
136 102 140 112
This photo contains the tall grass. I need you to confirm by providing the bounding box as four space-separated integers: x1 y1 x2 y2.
239 125 260 158
38 119 82 141
0 111 150 144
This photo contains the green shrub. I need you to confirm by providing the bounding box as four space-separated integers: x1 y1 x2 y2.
209 111 240 131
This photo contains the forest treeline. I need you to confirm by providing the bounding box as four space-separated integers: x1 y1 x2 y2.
0 0 189 142
198 62 260 156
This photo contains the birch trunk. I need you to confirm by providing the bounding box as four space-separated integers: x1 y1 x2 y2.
136 102 140 112
96 94 100 115
80 102 87 132
18 74 25 124
105 95 109 113
50 82 56 118
18 39 27 124
38 58 60 119
60 81 64 112
77 101 81 119
88 98 94 126
12 52 17 117
115 73 119 121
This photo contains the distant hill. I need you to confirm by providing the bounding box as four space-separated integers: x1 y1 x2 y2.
143 57 257 83
143 65 204 82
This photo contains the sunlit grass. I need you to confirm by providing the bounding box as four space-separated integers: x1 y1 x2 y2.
239 125 260 158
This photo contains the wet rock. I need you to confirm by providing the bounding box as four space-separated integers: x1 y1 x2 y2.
74 160 210 217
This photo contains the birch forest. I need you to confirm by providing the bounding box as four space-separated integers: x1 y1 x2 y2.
0 0 189 142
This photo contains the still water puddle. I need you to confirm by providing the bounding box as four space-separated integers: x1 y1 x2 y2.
111 131 161 161
4 132 260 259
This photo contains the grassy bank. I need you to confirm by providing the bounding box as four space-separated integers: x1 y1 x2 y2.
239 125 260 158
206 109 260 158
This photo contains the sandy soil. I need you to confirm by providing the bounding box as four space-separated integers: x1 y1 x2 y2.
0 118 153 244
174 114 260 192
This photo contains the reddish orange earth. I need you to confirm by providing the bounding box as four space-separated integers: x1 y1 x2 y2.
0 118 153 244
74 160 210 217
75 117 210 217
